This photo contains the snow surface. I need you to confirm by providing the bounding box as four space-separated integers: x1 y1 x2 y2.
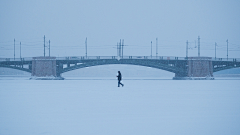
0 77 240 135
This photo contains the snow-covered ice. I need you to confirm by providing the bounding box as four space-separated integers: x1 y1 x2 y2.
0 77 240 135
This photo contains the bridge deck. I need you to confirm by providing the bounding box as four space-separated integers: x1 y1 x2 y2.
1 56 240 62
1 56 239 74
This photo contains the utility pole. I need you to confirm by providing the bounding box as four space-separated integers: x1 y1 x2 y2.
151 41 152 58
122 39 124 58
119 39 121 57
215 42 217 59
186 40 188 58
85 37 87 57
156 38 158 57
198 36 200 57
44 35 45 57
49 40 50 57
117 42 118 57
14 39 15 60
226 39 228 60
20 42 21 59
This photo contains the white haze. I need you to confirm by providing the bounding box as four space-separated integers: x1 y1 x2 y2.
0 0 240 58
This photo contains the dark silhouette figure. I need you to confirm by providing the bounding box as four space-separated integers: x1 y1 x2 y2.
117 71 124 87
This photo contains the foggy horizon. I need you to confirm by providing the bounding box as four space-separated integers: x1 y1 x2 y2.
1 0 240 58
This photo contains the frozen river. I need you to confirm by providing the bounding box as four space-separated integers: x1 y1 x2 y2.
0 77 240 135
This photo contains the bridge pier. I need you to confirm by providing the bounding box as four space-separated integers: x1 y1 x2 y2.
56 63 63 77
28 64 32 70
30 57 64 80
173 57 214 80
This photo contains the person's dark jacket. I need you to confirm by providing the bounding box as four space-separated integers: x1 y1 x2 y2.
117 72 122 80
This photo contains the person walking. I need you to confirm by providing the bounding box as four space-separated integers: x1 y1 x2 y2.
117 71 124 87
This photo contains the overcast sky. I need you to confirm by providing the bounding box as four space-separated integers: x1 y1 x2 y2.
1 0 240 58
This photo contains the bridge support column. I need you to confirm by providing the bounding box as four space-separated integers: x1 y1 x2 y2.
173 57 214 80
56 63 63 77
30 57 64 80
28 64 32 70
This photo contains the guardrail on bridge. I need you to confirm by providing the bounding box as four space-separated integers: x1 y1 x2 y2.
0 56 239 62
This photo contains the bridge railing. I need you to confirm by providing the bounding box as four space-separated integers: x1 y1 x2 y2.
1 56 240 62
55 56 187 60
0 57 33 61
126 56 187 60
56 56 115 60
212 58 240 62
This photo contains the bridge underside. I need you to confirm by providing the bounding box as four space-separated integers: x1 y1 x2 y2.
0 61 32 73
57 59 187 77
212 61 240 72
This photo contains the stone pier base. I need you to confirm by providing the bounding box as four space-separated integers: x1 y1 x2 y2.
173 77 214 80
30 56 64 80
30 76 64 80
173 57 214 80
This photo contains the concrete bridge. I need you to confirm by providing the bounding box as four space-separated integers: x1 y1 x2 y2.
0 56 240 79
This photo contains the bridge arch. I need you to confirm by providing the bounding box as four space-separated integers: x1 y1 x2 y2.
59 59 185 74
213 66 240 72
0 67 31 77
0 65 31 73
61 64 175 77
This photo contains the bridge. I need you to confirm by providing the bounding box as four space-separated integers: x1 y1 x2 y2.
0 56 240 80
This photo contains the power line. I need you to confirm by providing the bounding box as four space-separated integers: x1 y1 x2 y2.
44 35 45 57
156 38 158 57
227 39 228 59
186 40 188 58
151 41 152 58
49 40 50 57
14 39 15 60
85 37 87 57
122 39 124 58
20 42 21 59
198 36 200 57
215 42 217 59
